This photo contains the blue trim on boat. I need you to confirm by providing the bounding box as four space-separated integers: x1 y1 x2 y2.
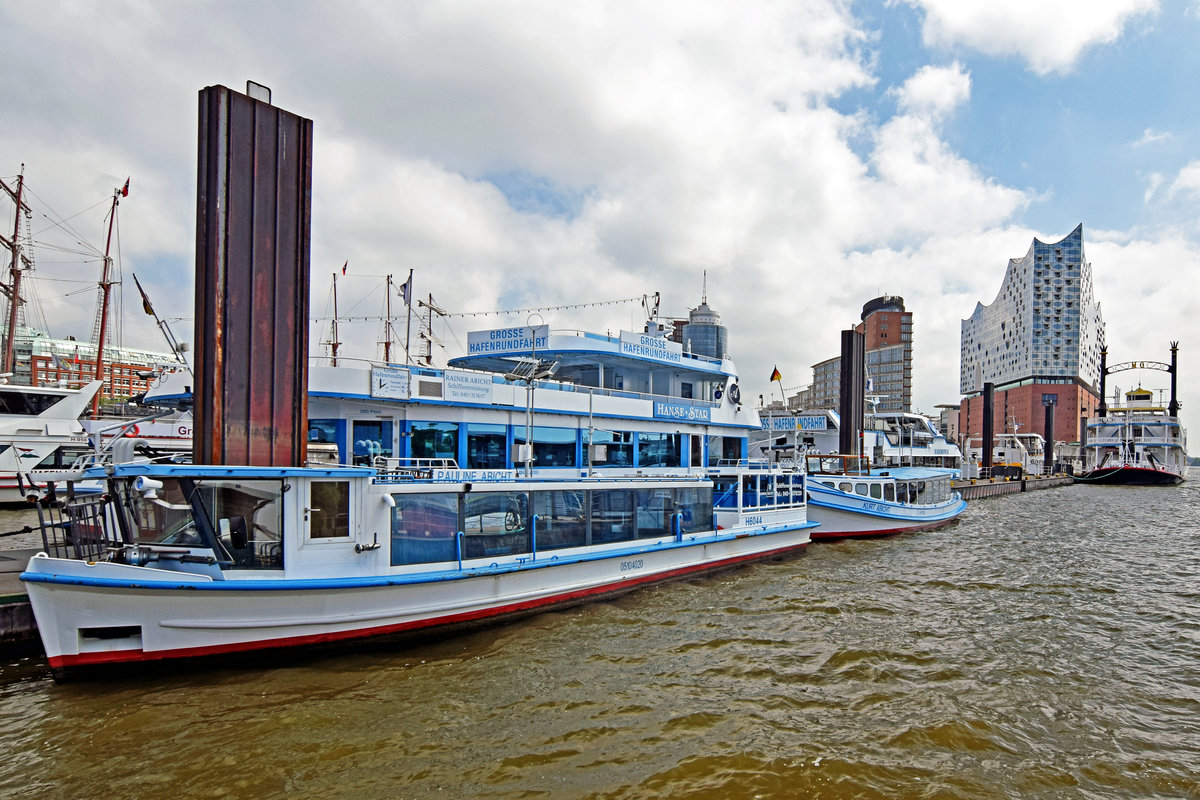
20 520 816 592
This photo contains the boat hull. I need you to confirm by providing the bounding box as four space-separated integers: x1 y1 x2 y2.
805 485 966 540
1074 466 1184 486
23 524 812 670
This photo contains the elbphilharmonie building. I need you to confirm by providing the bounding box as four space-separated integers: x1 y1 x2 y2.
959 224 1106 444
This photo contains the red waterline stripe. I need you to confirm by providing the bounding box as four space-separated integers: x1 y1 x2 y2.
48 539 810 669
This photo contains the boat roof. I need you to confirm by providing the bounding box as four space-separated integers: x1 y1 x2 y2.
447 327 735 381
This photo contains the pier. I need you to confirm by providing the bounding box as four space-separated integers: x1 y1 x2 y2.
0 548 38 649
952 474 1074 500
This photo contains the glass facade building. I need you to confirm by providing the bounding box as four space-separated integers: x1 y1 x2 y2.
960 224 1105 393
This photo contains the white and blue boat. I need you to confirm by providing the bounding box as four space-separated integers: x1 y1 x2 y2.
802 454 965 539
755 411 965 539
21 312 815 673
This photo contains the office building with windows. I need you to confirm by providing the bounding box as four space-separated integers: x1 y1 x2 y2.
959 224 1105 444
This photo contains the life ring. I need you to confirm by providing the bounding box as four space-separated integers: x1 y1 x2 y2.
728 383 742 405
125 424 140 437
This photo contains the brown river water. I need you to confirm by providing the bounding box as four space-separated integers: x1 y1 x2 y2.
0 481 1196 799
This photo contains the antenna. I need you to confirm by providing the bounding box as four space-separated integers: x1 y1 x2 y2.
701 270 707 304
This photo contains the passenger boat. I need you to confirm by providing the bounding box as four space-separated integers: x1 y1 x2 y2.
801 454 965 539
0 380 101 503
753 410 966 538
21 308 816 672
1076 387 1187 485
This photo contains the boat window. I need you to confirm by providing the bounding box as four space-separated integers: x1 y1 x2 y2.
466 423 507 469
870 484 882 499
674 487 714 533
309 481 350 538
592 489 637 544
390 492 460 565
637 432 681 468
712 479 739 509
532 490 587 551
33 446 93 470
0 389 62 415
411 422 459 462
839 481 853 493
515 426 578 468
128 477 286 570
636 488 675 538
308 419 344 461
352 419 393 466
461 491 530 559
707 435 742 467
742 475 760 508
855 483 868 496
896 482 909 503
884 483 895 502
590 430 634 466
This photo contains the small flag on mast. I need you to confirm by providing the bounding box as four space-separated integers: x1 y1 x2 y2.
342 260 348 276
132 273 156 316
121 178 130 197
770 365 782 382
398 271 412 306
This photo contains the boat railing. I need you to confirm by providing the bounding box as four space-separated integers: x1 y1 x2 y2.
34 492 127 561
373 457 460 479
1085 435 1181 447
805 453 871 476
708 458 782 471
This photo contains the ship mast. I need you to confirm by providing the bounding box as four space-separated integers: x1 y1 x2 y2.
0 166 31 377
329 272 341 366
91 182 124 417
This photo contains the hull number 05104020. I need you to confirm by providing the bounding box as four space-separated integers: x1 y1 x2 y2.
620 559 644 572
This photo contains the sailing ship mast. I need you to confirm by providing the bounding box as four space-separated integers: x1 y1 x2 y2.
90 180 126 416
0 166 31 376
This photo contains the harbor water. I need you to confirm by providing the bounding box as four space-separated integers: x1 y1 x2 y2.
0 481 1196 799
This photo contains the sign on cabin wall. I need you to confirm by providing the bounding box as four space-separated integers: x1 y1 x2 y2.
466 325 550 356
444 369 494 403
763 415 827 431
371 366 411 399
653 401 711 422
619 332 683 365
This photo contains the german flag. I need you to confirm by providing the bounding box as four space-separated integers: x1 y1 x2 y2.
770 365 782 382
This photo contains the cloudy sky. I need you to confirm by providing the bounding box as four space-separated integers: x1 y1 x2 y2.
2 0 1198 415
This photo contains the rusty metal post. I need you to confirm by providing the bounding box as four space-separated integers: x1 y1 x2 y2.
194 85 311 466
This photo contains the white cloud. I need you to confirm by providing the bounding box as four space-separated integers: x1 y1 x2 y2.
1167 160 1200 200
905 0 1159 75
0 1 1195 416
892 62 971 118
1133 128 1173 147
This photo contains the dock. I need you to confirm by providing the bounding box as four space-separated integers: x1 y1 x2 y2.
952 474 1074 500
0 549 38 651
